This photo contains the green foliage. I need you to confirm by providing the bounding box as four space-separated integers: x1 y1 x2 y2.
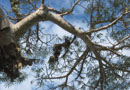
1 0 130 89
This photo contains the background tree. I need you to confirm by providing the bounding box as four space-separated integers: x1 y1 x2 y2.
0 0 130 90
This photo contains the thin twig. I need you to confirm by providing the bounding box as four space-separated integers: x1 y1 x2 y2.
48 7 62 14
60 0 81 16
113 35 130 47
82 11 130 34
95 44 121 56
40 48 89 80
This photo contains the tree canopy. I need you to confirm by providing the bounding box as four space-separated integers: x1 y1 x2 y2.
0 0 130 90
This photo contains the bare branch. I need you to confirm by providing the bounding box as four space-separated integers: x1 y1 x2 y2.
60 0 81 16
113 45 130 50
66 48 89 77
82 11 130 34
94 18 115 24
101 57 130 73
98 58 104 90
95 44 121 56
41 0 45 7
40 49 89 80
93 50 104 90
94 78 100 89
48 7 62 14
75 56 86 80
41 0 44 4
113 35 130 47
13 6 48 39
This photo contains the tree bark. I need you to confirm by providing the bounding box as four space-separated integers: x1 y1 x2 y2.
11 6 96 51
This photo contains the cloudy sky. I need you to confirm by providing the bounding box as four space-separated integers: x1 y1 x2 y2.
0 0 87 90
0 0 129 90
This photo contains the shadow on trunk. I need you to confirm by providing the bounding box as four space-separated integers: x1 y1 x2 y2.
0 8 34 82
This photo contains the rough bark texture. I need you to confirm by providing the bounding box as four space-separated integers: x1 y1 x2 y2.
0 3 129 83
0 8 34 81
0 8 10 31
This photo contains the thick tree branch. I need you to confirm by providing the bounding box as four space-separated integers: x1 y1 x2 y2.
41 0 44 5
11 5 96 52
46 12 97 51
13 6 48 39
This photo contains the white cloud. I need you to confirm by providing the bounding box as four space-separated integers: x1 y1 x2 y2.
0 0 129 89
0 78 33 90
122 50 130 56
0 67 35 90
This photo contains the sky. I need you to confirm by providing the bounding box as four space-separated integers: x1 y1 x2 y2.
0 0 87 90
0 0 130 90
0 70 34 90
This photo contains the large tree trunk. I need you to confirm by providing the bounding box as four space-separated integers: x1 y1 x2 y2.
0 8 33 81
0 3 129 82
0 8 14 46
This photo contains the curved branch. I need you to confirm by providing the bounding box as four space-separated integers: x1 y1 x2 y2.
60 0 81 16
113 35 130 47
82 11 130 34
13 6 48 39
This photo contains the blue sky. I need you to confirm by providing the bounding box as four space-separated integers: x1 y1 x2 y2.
0 0 10 9
0 0 87 90
0 0 130 90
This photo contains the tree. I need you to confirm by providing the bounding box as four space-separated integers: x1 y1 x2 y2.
0 0 130 89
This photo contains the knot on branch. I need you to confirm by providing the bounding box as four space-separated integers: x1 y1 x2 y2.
38 5 48 19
